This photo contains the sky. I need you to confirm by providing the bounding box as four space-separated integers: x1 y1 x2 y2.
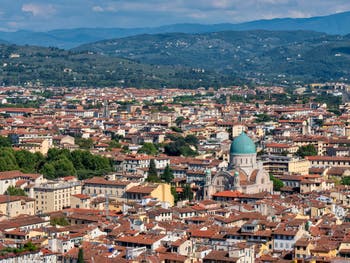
1 0 350 31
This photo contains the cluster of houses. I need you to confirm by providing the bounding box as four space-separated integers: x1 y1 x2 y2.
0 84 349 262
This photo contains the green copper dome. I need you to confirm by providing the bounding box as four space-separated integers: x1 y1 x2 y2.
230 132 256 154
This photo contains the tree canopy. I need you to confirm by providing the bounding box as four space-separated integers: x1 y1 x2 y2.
270 174 284 191
5 186 26 196
295 144 317 158
76 138 94 149
0 136 11 147
146 159 160 182
164 135 198 157
182 184 194 201
175 116 185 126
0 145 112 180
341 176 350 185
77 248 84 263
50 217 69 226
138 143 158 155
161 164 174 183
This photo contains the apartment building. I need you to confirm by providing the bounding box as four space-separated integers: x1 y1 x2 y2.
0 170 45 195
83 177 137 199
261 155 310 176
31 179 82 213
272 222 306 251
306 156 350 167
123 155 151 172
0 195 35 217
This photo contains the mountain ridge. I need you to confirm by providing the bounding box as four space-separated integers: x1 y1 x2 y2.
1 29 350 87
72 30 350 84
0 11 350 48
0 43 241 88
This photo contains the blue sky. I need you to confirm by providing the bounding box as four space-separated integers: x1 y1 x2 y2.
1 0 350 31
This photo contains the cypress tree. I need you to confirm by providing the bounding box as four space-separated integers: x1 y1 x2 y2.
146 159 160 182
77 248 84 263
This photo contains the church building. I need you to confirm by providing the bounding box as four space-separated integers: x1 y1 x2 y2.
204 132 273 199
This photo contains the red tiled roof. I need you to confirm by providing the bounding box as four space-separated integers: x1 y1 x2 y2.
212 190 242 198
71 194 90 200
117 233 165 245
126 185 157 194
84 177 129 186
306 156 350 161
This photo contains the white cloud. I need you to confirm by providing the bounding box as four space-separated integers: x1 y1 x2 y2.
287 10 312 18
210 0 232 9
187 12 208 19
92 6 104 12
92 4 118 12
0 0 348 30
22 3 56 17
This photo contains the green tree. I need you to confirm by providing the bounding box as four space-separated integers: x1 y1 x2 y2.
0 146 112 180
184 135 199 146
52 157 76 177
314 119 324 127
40 163 55 179
33 152 45 170
161 164 174 183
50 217 69 226
23 241 37 252
5 186 26 196
121 145 130 153
138 143 158 155
108 140 122 149
146 159 160 182
76 138 94 149
77 248 84 263
46 148 72 162
70 150 85 170
341 176 350 185
175 116 185 126
255 113 272 123
0 136 11 147
164 137 198 157
15 150 39 173
270 174 284 191
179 145 197 157
170 126 182 132
171 187 178 204
295 144 317 158
257 150 266 156
0 148 19 171
164 142 181 156
46 148 61 162
182 184 193 201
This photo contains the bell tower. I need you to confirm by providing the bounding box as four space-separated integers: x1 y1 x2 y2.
204 169 213 200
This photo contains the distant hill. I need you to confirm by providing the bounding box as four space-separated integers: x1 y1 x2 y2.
73 30 350 83
0 29 148 49
228 11 350 35
0 39 10 45
0 44 242 88
1 11 350 48
2 29 350 87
